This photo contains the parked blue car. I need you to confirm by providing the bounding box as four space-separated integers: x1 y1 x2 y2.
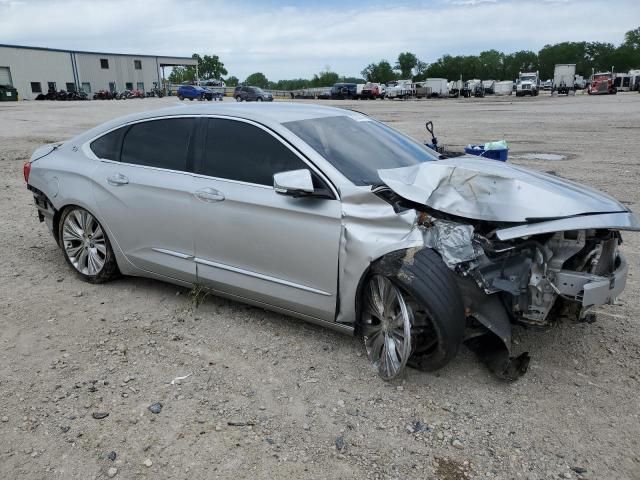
177 85 206 101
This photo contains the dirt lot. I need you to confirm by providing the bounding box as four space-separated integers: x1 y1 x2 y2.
1 93 640 480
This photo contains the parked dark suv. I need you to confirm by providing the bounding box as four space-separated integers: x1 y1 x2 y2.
234 86 273 102
330 83 357 100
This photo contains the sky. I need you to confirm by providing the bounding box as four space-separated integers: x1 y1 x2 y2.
1 0 638 81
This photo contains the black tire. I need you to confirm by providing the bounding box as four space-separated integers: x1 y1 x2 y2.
235 96 242 102
364 248 465 372
257 97 263 102
178 95 184 100
58 206 119 284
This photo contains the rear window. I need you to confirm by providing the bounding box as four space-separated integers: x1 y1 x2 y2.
90 127 126 161
283 116 438 186
121 118 193 171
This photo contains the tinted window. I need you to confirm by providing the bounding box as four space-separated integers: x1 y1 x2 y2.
283 116 438 186
202 119 307 185
90 127 126 161
121 119 192 171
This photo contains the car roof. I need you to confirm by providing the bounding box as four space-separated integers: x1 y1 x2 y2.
72 103 365 144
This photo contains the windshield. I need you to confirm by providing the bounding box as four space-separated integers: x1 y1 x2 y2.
283 115 438 186
520 75 536 82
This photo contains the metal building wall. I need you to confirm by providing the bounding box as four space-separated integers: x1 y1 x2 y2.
0 46 74 100
74 53 161 93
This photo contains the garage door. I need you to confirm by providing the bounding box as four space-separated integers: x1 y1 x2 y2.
0 67 12 86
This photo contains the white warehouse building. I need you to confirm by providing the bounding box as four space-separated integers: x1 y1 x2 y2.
0 44 197 100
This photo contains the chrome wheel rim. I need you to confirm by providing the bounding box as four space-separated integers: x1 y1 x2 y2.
361 275 413 380
62 209 106 276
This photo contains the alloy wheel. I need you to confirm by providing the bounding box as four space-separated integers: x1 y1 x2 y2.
361 275 413 380
62 209 107 276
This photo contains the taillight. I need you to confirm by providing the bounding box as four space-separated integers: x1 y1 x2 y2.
23 161 31 183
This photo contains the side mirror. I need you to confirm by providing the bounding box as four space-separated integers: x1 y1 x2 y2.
273 169 315 196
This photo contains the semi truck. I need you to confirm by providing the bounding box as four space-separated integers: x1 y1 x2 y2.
588 72 616 95
553 64 576 95
516 71 539 97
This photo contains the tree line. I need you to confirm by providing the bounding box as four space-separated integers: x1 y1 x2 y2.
169 27 640 88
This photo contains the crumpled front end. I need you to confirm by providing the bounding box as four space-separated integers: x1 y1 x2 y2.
360 160 640 379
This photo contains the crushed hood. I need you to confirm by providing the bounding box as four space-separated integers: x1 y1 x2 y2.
378 157 630 223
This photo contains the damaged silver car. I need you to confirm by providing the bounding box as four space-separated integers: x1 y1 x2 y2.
25 103 640 380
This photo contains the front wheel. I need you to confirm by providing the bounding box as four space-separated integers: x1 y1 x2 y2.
178 95 184 100
59 207 119 283
235 96 242 102
257 97 263 102
359 248 465 380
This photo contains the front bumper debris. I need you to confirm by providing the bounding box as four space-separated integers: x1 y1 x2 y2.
554 254 628 307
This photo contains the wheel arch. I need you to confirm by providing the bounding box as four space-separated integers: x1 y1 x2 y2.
354 246 445 330
53 202 136 276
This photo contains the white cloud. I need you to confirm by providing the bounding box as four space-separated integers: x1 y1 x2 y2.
0 0 637 80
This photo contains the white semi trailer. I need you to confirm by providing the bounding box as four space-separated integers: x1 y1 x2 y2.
553 64 576 95
424 78 448 97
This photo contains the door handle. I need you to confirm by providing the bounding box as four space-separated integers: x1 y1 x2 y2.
107 173 129 186
195 187 225 202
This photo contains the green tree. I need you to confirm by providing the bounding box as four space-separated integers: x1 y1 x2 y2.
168 66 194 84
537 42 587 78
585 42 617 72
478 50 504 79
623 27 640 50
272 78 310 90
225 76 239 87
310 68 340 87
361 60 397 83
413 60 429 80
167 53 227 83
503 50 538 80
244 72 270 88
396 52 418 78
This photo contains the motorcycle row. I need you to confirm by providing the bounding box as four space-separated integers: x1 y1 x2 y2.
34 88 165 101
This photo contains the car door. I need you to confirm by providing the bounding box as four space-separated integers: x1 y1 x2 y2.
191 117 342 321
91 117 197 283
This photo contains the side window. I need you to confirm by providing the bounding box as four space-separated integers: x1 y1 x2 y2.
90 127 127 161
121 118 193 171
202 119 307 186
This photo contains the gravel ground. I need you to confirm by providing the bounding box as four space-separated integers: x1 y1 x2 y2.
1 94 639 480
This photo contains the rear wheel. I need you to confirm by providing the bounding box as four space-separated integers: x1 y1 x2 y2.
59 207 119 283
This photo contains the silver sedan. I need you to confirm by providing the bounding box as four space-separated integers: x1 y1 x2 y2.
25 103 640 380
